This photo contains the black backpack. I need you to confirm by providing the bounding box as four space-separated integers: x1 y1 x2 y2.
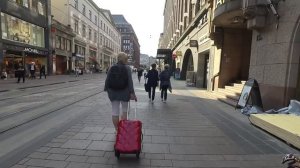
107 64 128 90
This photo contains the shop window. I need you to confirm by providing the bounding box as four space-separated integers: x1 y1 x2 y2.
1 12 45 47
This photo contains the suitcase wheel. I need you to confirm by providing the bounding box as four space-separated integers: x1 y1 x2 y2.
115 150 120 158
136 152 140 159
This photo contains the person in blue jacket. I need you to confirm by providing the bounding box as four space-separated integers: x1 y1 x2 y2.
159 64 172 103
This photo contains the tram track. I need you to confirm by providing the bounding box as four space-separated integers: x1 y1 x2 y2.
0 79 104 101
0 83 104 120
0 85 105 134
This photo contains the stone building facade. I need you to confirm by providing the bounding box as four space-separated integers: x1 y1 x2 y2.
112 15 140 68
159 0 215 89
51 19 75 74
160 0 300 109
212 0 300 109
51 0 121 72
0 0 51 77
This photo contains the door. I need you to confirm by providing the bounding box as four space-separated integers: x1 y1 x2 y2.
203 54 209 88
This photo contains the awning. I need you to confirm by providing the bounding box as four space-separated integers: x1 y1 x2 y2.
156 49 172 59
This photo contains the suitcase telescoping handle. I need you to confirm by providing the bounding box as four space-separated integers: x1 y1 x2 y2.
127 101 137 120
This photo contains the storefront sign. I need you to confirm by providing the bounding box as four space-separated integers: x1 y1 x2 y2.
190 40 198 47
236 79 263 110
157 49 172 59
199 34 209 45
24 47 39 54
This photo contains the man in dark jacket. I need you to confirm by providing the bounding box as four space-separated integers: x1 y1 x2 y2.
16 63 25 83
40 65 46 79
145 64 159 103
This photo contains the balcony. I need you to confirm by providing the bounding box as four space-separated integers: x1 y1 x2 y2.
213 0 245 28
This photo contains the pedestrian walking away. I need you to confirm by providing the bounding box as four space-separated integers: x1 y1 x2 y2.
143 71 147 81
104 52 137 132
145 63 159 103
75 66 79 77
30 62 36 79
1 69 7 80
137 68 143 83
159 64 172 103
16 63 25 83
39 65 46 79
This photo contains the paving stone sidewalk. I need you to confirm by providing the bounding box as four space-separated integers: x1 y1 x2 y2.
9 77 298 168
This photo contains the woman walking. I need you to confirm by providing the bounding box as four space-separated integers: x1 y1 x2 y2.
145 64 159 103
104 52 137 132
159 64 172 103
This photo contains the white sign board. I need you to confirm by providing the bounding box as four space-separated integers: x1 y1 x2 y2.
237 85 252 107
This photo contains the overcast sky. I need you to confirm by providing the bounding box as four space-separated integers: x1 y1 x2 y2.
95 0 165 57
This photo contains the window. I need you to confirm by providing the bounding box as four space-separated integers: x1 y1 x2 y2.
94 16 97 25
75 45 85 55
74 19 78 33
82 4 86 16
94 31 97 43
61 38 66 50
55 36 71 51
89 10 92 20
100 35 102 45
55 36 61 49
66 39 71 51
37 0 44 15
11 0 29 8
88 28 92 40
74 0 78 9
11 0 45 15
82 24 86 37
